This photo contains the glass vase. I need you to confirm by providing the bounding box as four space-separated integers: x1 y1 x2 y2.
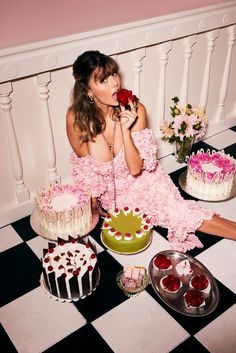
174 138 194 163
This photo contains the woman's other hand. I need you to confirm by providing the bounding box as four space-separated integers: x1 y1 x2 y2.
119 99 138 131
91 197 108 217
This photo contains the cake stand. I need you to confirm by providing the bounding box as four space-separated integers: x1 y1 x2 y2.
100 233 152 255
30 209 99 241
179 170 236 202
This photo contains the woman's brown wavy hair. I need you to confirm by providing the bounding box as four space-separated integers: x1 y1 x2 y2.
70 50 119 142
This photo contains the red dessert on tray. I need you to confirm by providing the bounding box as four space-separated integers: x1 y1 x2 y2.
184 289 205 308
190 275 211 294
160 275 182 293
153 254 172 271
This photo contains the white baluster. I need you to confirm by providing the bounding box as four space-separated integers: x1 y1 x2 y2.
180 35 197 105
132 48 146 98
200 30 219 108
0 82 30 202
37 72 60 184
216 25 236 121
156 41 172 133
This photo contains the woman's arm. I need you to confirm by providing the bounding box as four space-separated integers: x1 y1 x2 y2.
66 109 89 157
67 110 107 216
119 101 148 175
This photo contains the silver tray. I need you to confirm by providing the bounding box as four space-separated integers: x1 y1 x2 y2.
148 250 220 317
179 170 236 201
30 209 99 241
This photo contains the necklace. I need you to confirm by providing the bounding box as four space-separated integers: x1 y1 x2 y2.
102 117 117 211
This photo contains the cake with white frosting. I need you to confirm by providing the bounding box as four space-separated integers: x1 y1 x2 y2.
101 207 153 254
186 149 236 200
41 237 99 301
35 183 92 240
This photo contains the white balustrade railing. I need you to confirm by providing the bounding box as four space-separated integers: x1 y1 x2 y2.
0 2 236 226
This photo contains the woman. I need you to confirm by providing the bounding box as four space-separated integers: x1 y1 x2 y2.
66 50 236 252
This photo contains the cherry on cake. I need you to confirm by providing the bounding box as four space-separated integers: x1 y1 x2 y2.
153 254 172 271
186 149 236 200
41 237 99 301
190 275 211 294
35 183 92 240
101 207 153 254
184 289 205 308
160 275 182 293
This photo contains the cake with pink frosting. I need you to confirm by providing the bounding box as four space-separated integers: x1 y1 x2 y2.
35 183 92 240
101 207 153 254
186 149 236 200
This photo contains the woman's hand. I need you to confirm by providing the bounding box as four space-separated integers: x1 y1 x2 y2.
119 99 138 132
91 197 108 217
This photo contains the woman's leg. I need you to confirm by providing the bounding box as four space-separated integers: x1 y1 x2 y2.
198 215 236 240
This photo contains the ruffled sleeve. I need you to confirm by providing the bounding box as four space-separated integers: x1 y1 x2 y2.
132 128 158 171
70 152 108 198
71 153 92 190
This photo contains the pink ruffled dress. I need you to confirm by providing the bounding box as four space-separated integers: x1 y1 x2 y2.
71 128 215 252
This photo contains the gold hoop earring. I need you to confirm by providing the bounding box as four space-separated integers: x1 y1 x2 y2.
88 95 95 104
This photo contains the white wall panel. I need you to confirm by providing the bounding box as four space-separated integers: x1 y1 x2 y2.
0 4 236 226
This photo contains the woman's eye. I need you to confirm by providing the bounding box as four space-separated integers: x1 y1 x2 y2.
100 78 108 84
113 72 119 77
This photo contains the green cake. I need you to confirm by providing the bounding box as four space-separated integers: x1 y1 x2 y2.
101 207 153 254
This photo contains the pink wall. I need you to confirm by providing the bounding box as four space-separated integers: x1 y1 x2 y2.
1 0 229 49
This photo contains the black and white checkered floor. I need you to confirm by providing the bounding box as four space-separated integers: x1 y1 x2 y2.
1 127 236 353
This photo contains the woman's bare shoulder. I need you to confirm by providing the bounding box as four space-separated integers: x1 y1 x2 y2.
66 109 89 157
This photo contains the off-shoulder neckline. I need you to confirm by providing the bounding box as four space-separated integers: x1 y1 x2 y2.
75 128 151 164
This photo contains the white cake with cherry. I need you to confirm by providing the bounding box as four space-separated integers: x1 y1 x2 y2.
35 183 92 240
41 237 99 301
186 149 236 200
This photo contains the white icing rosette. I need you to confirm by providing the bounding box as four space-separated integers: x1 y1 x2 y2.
125 233 133 241
104 214 112 222
142 217 152 226
110 208 120 217
108 227 116 236
115 231 122 240
135 230 143 238
142 224 152 232
101 222 111 230
132 207 141 216
123 206 131 215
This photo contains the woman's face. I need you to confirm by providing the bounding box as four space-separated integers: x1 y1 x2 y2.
88 69 121 109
